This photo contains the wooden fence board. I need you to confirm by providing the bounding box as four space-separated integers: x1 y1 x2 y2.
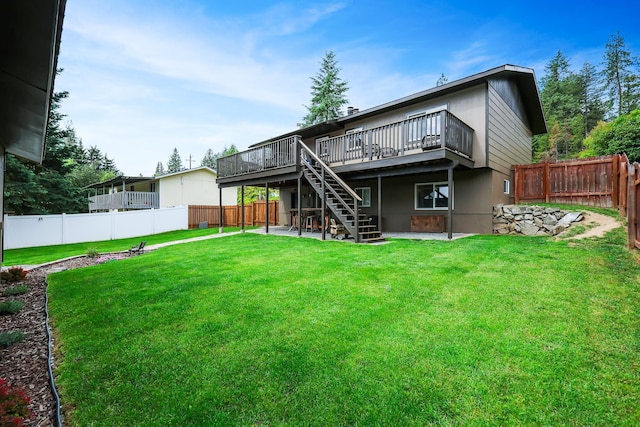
514 154 639 250
188 201 279 228
514 156 618 207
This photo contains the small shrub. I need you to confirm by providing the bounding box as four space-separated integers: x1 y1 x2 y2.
0 378 33 426
2 286 29 297
86 247 99 258
0 332 26 349
0 268 27 284
0 301 25 315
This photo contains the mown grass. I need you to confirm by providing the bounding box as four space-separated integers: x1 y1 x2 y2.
48 227 640 426
2 227 250 266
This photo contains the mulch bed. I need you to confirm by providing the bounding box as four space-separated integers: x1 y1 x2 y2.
0 256 110 426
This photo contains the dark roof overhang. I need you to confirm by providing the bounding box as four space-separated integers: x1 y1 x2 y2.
0 0 67 163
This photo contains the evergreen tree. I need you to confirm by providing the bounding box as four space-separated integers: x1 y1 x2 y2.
201 149 216 169
436 73 448 86
4 87 88 214
201 145 239 171
533 51 582 160
577 61 606 139
166 148 183 173
301 51 349 126
602 32 638 117
154 161 165 176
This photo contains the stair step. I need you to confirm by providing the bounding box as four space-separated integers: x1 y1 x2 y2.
360 236 386 243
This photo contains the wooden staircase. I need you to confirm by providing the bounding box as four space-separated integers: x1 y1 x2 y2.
300 143 384 243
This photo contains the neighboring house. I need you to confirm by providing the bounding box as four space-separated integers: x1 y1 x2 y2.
86 167 236 211
0 1 67 260
216 65 547 242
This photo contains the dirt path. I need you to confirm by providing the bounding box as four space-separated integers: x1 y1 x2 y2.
562 211 623 239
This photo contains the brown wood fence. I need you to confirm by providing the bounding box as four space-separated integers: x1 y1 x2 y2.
514 154 640 249
188 201 279 228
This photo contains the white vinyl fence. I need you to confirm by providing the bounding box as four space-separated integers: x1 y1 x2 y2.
4 207 188 249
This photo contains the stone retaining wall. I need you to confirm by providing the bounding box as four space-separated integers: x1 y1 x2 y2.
493 205 583 236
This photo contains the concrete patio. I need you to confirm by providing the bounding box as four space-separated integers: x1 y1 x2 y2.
246 226 472 242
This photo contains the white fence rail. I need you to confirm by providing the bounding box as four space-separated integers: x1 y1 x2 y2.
4 207 188 250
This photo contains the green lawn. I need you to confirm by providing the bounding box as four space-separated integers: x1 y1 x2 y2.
3 227 249 265
48 227 640 426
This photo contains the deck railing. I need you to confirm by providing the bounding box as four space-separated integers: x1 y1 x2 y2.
89 191 159 211
217 135 300 178
216 110 473 179
317 109 473 164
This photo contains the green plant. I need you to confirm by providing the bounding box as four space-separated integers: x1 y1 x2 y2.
0 268 27 284
86 247 99 258
0 378 33 425
2 286 29 297
0 301 25 315
0 332 26 349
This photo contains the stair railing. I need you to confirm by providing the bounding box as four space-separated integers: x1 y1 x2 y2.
299 141 362 242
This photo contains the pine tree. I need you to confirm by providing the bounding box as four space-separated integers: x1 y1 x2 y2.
577 61 606 138
301 51 349 126
166 148 183 173
602 32 638 117
154 161 165 176
201 149 216 169
436 73 448 86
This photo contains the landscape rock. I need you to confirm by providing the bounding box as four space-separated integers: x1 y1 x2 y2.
493 204 583 236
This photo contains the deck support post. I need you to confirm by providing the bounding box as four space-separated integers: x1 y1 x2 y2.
241 185 245 232
377 175 382 232
218 187 223 233
321 166 326 240
297 175 302 237
265 182 269 234
447 162 456 240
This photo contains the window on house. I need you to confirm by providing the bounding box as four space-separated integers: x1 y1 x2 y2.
346 127 363 150
355 187 371 207
316 136 329 159
503 179 510 194
407 105 447 146
415 182 452 210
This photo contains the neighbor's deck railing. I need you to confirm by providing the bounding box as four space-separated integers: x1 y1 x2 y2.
89 191 159 211
216 110 473 179
317 109 473 164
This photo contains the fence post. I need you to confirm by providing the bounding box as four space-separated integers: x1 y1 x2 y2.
514 166 520 204
544 162 550 203
612 154 619 209
61 213 66 244
628 163 636 249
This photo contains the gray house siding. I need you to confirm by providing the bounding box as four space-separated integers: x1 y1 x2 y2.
339 168 494 234
487 82 532 176
305 85 487 166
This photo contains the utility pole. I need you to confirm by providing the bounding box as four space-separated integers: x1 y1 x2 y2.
188 154 193 169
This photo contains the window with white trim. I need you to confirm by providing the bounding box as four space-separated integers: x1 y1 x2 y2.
503 179 510 194
346 127 363 150
415 182 452 210
355 187 371 207
407 105 447 146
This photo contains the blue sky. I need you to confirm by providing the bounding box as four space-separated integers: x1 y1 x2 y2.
57 0 639 176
